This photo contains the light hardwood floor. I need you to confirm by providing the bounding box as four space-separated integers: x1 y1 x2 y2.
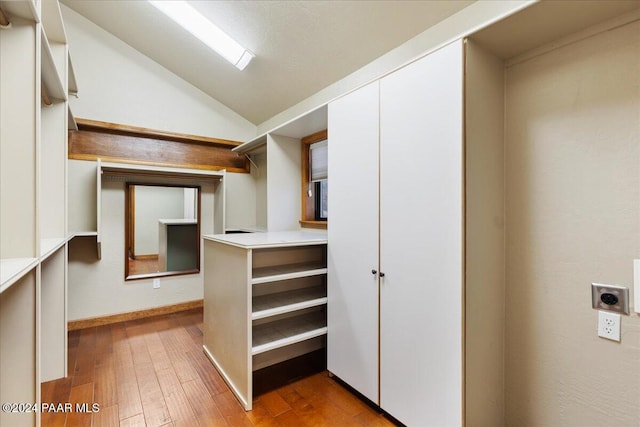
42 308 396 426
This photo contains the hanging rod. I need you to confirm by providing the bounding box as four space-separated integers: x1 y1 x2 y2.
0 7 11 28
41 82 52 106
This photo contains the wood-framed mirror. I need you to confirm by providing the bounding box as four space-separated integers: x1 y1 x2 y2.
124 183 201 280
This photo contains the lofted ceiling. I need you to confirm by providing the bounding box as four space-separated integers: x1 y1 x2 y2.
60 0 475 125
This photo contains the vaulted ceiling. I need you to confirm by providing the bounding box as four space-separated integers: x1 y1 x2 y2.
60 0 475 125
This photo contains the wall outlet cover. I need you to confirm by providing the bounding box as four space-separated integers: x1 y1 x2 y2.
597 310 621 342
153 278 160 289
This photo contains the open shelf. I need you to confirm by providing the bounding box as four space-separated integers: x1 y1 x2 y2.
232 134 267 154
41 0 66 43
252 263 327 284
0 258 39 294
252 335 326 372
70 231 98 238
252 309 327 355
40 237 66 260
203 235 327 411
252 286 327 320
41 30 66 103
0 0 39 22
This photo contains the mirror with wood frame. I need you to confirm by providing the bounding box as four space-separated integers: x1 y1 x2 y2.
125 183 201 280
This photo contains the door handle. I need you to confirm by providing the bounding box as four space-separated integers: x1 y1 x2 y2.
379 272 385 278
371 269 377 275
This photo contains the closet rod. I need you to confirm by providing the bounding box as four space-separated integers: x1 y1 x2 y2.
41 83 52 106
0 7 10 28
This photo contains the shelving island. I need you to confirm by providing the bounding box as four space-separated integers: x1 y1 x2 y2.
202 231 328 410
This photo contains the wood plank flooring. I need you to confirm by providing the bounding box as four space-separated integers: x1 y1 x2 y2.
42 308 396 426
128 257 160 276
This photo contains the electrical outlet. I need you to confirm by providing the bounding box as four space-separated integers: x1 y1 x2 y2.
153 278 160 289
591 283 629 314
598 310 621 342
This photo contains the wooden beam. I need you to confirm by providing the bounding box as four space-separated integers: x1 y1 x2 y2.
75 118 242 149
69 120 250 173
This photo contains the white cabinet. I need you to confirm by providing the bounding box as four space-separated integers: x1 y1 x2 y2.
328 40 464 426
327 81 380 403
203 231 328 410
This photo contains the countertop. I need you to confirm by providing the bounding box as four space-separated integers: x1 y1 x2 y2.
203 230 327 249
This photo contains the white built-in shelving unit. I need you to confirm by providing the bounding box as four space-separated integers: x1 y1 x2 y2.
0 0 76 424
203 231 327 410
230 105 327 232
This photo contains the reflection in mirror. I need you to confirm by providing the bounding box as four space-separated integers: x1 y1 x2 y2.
125 184 201 280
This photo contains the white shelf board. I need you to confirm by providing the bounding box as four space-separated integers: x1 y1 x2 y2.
269 105 327 139
67 233 100 258
204 230 327 249
41 0 66 43
253 286 327 320
232 134 267 154
101 161 225 185
252 310 327 355
0 0 39 22
39 237 66 261
0 258 39 294
253 297 327 321
252 327 327 356
252 265 327 285
101 161 226 177
70 231 98 238
233 105 327 153
41 30 66 103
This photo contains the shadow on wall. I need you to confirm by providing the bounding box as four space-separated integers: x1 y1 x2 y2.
68 236 100 266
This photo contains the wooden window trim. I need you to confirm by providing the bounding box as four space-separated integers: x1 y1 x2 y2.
300 130 328 230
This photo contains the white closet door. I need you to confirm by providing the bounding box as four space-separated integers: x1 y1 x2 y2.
379 40 464 426
327 81 380 404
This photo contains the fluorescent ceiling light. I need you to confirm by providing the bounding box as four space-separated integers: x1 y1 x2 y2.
148 0 254 70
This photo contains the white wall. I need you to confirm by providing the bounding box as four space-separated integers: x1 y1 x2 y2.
224 172 257 230
62 5 255 142
504 20 640 426
254 152 268 230
68 180 215 320
62 6 257 319
62 4 257 230
465 40 505 427
267 135 301 231
133 186 184 256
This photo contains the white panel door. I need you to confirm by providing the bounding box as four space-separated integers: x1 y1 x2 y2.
379 41 464 426
327 81 380 404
